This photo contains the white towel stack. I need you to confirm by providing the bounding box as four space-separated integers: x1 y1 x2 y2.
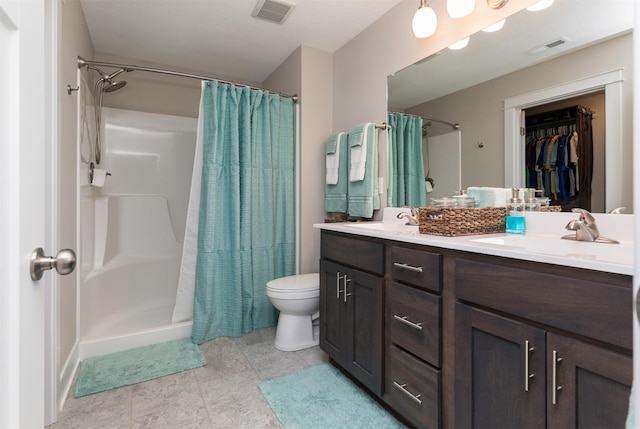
466 187 514 207
325 132 344 185
349 125 369 182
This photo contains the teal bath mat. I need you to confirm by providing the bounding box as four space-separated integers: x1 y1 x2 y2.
75 337 206 397
259 364 406 428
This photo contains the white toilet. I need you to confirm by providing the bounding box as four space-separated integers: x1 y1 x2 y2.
266 273 320 351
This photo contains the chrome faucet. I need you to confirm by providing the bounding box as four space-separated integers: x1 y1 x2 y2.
565 208 599 241
396 206 419 225
562 208 619 243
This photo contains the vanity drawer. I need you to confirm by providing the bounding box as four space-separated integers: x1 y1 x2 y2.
387 281 440 367
455 257 632 350
388 245 441 292
321 231 384 275
385 344 440 429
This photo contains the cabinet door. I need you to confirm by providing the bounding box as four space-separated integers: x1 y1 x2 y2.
319 260 349 368
546 333 632 429
319 259 384 395
347 267 384 395
455 304 546 429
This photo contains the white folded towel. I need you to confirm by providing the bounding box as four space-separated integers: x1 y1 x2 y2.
349 123 369 182
467 187 513 207
325 132 343 185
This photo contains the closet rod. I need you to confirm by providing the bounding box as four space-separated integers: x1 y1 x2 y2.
77 56 298 102
389 111 459 130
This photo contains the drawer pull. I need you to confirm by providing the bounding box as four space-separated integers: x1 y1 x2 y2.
393 381 422 405
343 275 352 303
336 272 343 299
524 340 535 392
393 314 423 331
393 262 423 273
552 350 563 405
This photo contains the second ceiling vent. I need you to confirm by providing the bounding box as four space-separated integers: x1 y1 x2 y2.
252 0 296 25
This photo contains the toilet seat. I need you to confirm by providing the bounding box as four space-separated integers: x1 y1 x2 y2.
267 273 320 294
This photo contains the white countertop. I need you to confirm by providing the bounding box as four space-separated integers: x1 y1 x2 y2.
314 211 634 276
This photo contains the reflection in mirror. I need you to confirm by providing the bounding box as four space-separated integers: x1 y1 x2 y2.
387 0 633 212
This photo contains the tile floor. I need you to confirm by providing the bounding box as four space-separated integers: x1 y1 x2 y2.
47 327 330 429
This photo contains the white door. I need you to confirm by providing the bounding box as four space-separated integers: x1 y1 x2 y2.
0 0 54 427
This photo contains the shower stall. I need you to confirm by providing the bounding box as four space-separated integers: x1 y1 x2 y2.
76 57 299 358
79 105 197 358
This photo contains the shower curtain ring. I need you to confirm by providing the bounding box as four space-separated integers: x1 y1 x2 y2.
67 84 80 95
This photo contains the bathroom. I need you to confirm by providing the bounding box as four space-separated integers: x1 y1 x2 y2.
2 0 636 427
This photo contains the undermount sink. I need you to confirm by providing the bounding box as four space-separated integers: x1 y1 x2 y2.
343 222 419 235
470 234 633 266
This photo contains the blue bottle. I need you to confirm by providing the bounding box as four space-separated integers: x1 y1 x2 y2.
506 188 525 234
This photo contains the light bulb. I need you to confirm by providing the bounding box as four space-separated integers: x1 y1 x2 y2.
482 19 505 32
448 37 470 50
447 0 475 18
526 0 553 12
413 3 438 38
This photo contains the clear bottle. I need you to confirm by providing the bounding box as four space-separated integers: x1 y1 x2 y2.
506 188 525 234
524 188 540 212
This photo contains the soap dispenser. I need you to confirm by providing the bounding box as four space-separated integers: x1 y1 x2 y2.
506 188 525 234
524 188 541 212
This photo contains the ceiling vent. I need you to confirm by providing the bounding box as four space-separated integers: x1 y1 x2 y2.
252 0 296 25
526 36 571 56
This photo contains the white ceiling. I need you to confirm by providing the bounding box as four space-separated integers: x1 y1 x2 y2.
80 0 404 84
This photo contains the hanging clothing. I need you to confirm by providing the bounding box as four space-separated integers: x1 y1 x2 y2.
185 80 295 344
386 113 427 208
524 106 594 210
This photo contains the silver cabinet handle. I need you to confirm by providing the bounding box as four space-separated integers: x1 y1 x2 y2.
393 381 422 405
336 272 343 299
30 248 76 281
343 275 352 303
393 314 423 331
524 340 535 392
393 262 423 273
551 350 563 405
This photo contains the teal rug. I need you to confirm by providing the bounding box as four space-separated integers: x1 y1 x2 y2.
75 337 206 397
259 364 406 428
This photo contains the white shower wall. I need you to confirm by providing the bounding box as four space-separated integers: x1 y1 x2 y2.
79 107 197 358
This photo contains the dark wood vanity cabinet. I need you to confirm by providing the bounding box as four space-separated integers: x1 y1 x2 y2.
319 231 385 395
384 245 442 428
318 230 632 428
455 257 632 429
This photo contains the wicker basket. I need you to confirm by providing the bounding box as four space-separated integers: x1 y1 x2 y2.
418 207 507 237
540 205 562 212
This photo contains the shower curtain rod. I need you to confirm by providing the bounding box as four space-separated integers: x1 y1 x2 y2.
77 56 298 102
389 111 459 130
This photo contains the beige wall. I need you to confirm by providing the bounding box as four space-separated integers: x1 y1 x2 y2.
58 0 93 411
410 33 633 211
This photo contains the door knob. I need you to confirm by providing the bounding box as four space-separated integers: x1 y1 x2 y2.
30 248 77 281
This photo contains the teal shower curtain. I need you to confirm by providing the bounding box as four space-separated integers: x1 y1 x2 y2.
192 81 295 345
387 113 427 207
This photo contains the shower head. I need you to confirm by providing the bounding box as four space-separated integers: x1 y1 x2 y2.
100 68 127 92
102 80 127 92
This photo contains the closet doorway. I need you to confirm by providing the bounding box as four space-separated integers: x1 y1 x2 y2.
504 69 625 213
524 93 605 212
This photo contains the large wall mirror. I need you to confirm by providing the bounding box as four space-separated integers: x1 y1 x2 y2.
387 0 633 212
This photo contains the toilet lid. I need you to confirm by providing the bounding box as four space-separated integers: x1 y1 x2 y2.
267 273 319 292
